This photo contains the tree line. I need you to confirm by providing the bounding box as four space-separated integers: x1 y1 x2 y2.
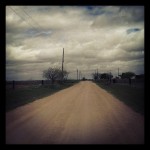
43 67 139 83
92 72 136 81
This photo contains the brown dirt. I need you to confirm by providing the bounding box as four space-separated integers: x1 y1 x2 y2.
6 81 144 144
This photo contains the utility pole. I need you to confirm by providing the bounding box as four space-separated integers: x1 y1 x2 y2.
62 48 64 81
110 70 111 84
77 69 78 80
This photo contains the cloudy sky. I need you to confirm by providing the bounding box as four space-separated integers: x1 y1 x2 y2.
6 6 144 80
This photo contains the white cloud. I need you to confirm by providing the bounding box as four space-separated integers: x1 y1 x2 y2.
6 6 144 80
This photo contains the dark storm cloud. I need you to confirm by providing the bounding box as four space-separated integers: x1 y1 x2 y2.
126 28 141 34
119 6 144 23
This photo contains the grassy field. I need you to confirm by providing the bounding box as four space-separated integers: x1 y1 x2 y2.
6 81 79 112
6 80 145 115
95 82 144 115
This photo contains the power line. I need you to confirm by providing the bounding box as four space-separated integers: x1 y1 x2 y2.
19 6 54 44
20 7 43 30
7 6 54 48
7 6 55 39
8 6 39 32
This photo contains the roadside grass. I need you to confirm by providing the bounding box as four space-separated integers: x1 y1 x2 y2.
95 82 144 115
6 81 79 112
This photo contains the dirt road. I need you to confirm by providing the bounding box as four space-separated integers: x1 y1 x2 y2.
6 81 144 144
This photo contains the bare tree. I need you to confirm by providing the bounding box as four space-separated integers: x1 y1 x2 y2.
43 67 69 84
43 67 61 84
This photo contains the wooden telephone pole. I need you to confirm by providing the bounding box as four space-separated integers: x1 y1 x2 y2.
77 69 78 80
62 48 64 81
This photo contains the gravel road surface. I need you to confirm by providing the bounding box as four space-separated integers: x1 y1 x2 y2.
6 81 144 144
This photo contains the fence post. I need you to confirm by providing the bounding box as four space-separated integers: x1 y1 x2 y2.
129 78 131 85
13 80 15 89
41 80 44 85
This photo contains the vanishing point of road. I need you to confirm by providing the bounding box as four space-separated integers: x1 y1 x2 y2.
6 81 144 144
